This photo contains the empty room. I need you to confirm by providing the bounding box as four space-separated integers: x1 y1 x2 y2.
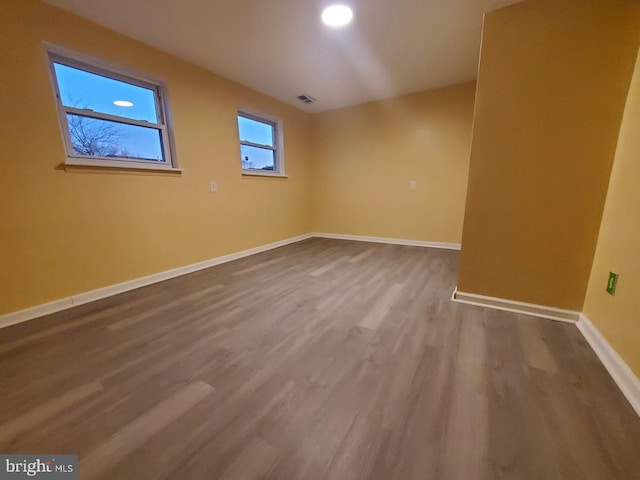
1 0 640 478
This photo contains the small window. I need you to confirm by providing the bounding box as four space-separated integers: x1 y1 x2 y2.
237 111 285 175
47 47 177 170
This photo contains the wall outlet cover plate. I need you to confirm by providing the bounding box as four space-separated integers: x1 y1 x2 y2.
606 271 618 296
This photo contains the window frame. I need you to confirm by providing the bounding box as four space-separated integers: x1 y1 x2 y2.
45 44 179 171
237 109 286 177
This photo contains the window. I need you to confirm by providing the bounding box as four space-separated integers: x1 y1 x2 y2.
237 111 285 176
47 46 177 170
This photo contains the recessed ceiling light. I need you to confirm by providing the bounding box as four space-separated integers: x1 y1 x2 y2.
321 5 353 27
113 100 134 107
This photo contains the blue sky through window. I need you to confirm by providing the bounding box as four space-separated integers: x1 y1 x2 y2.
238 116 274 146
238 115 275 169
54 62 164 161
54 63 158 121
240 144 275 170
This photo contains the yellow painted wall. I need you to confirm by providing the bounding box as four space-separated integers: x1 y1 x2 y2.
311 83 476 244
583 48 640 376
0 0 313 315
458 0 640 310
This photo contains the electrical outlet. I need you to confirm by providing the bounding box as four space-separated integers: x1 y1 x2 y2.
606 271 618 296
210 181 217 193
410 180 417 190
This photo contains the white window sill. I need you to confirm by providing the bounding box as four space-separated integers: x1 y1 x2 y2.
64 158 182 173
241 170 288 178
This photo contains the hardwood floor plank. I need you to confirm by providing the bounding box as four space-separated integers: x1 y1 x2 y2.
220 437 277 480
106 283 225 331
309 255 349 277
348 248 375 264
232 257 285 276
79 381 214 479
358 283 405 330
0 381 103 445
440 309 489 480
516 320 559 374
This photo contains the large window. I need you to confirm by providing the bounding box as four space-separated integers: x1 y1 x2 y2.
47 46 177 170
237 111 284 176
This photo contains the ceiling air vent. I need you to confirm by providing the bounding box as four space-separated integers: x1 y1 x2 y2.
296 94 316 104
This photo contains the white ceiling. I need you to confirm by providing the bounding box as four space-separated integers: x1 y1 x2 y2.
43 0 522 112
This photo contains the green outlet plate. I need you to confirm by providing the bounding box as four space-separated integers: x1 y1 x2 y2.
606 272 618 296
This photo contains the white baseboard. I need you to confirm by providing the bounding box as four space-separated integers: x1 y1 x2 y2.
0 233 313 329
0 297 76 330
451 287 580 323
452 289 640 416
0 232 457 329
3 233 639 419
577 314 640 416
312 232 461 251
